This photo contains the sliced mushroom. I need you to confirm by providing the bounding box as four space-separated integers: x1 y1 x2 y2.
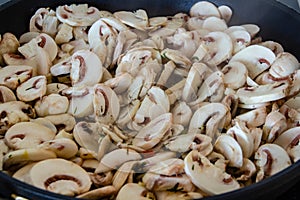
55 23 73 45
30 117 57 135
16 75 47 102
3 148 57 170
202 17 227 31
77 186 116 199
62 86 94 118
269 52 299 78
171 101 193 127
0 65 33 90
184 150 240 195
34 94 69 117
116 183 153 200
95 148 142 173
12 162 36 184
0 33 20 66
30 158 91 196
188 103 228 140
56 4 101 26
233 158 256 181
5 121 56 150
230 45 276 79
147 158 185 176
241 24 260 38
190 1 221 19
93 84 120 124
112 161 137 191
44 113 76 132
104 72 133 94
38 138 78 159
263 110 287 143
227 29 251 54
222 61 247 89
0 140 9 170
70 50 103 87
132 113 172 150
0 85 16 103
255 144 291 181
259 41 284 55
218 5 232 23
114 9 148 31
236 82 289 105
36 33 58 62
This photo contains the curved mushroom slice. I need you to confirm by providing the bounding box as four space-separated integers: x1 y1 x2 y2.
236 106 267 128
56 4 101 26
269 52 299 78
0 65 33 90
73 121 104 153
230 45 276 79
95 149 142 173
30 158 91 196
165 133 213 156
38 138 78 159
228 29 251 54
116 183 153 200
0 33 20 66
112 161 137 191
29 8 58 37
222 61 247 89
55 23 73 45
16 75 47 102
0 101 35 134
202 17 227 31
236 82 289 105
255 144 291 181
132 113 172 150
3 148 56 170
188 103 228 140
190 1 221 18
34 94 69 117
93 84 120 124
184 150 240 195
44 113 76 132
171 101 193 127
234 158 256 181
218 5 232 23
4 121 56 150
104 73 133 94
50 57 72 77
62 86 94 118
114 9 148 31
13 162 36 184
0 86 16 103
70 50 103 87
263 110 287 143
161 48 192 69
147 158 185 176
202 31 233 66
241 24 260 38
36 33 58 62
30 117 57 135
214 134 243 168
259 41 284 55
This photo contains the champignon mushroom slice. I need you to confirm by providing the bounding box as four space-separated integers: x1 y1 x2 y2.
236 106 267 128
38 138 78 159
259 41 284 55
269 52 299 78
0 65 33 90
274 127 300 149
0 33 20 66
16 75 47 102
228 29 251 54
30 158 91 196
148 158 185 176
214 134 243 168
5 121 56 150
77 186 117 199
112 161 137 191
182 62 212 102
34 33 58 62
93 84 120 124
184 150 240 195
13 162 36 184
104 73 133 94
188 103 228 141
44 113 76 132
222 61 247 90
95 149 141 173
230 45 276 79
190 1 221 19
161 48 192 68
62 86 94 118
73 121 104 153
202 31 233 66
255 144 291 180
202 17 227 31
114 9 148 31
234 158 256 181
241 24 260 38
218 5 232 23
116 183 152 200
132 113 172 150
263 110 287 143
172 101 193 127
56 4 101 26
3 148 57 170
34 94 69 117
30 117 57 135
55 23 73 45
0 86 16 103
236 82 288 105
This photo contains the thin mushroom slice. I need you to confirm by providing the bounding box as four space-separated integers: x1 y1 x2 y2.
222 61 247 89
116 183 153 200
132 113 172 150
235 106 267 128
228 29 251 54
241 24 260 38
114 9 148 31
184 150 240 195
202 17 228 31
93 84 120 124
0 33 20 66
230 45 276 79
263 110 287 143
34 94 69 117
236 82 289 105
171 101 193 127
70 50 103 87
214 134 243 168
36 33 58 62
112 161 137 191
4 121 56 150
44 113 76 132
95 148 142 173
56 4 101 26
12 162 36 184
0 65 33 90
30 158 92 196
16 75 47 102
77 186 116 199
259 41 284 55
255 144 291 181
190 1 221 18
269 52 299 78
218 5 232 23
0 86 16 103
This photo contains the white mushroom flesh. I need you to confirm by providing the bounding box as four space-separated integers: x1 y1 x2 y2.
1 1 300 199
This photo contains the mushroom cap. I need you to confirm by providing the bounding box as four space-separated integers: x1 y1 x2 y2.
30 158 92 196
190 1 221 18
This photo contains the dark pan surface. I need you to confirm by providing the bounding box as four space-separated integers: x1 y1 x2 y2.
0 0 299 199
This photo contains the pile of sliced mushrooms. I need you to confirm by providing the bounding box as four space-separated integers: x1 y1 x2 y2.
0 1 299 199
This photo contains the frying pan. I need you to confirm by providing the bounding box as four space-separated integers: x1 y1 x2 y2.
0 0 299 199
